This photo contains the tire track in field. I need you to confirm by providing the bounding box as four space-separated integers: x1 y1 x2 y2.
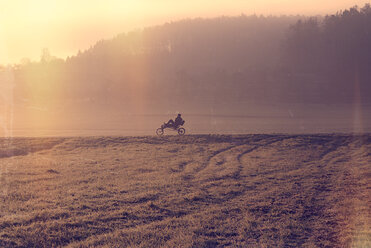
233 136 355 247
173 136 297 216
200 136 346 247
181 143 241 181
289 138 352 248
304 137 371 248
233 135 293 179
177 135 290 179
182 135 287 182
194 136 292 183
192 136 339 212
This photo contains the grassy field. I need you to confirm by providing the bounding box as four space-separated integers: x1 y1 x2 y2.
0 134 370 247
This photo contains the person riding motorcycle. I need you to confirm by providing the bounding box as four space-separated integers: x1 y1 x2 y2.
164 114 184 128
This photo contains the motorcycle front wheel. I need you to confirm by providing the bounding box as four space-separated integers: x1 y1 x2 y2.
156 128 164 136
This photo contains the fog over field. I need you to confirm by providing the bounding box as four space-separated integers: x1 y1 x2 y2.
1 5 371 136
0 135 370 247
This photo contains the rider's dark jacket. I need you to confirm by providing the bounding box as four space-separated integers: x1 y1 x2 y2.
175 116 183 126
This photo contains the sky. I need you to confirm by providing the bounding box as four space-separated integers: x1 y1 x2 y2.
0 0 370 65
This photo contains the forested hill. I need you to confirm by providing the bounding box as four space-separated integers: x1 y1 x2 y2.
12 15 299 115
9 5 371 118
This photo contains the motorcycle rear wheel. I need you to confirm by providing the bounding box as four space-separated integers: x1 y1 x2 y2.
178 128 185 135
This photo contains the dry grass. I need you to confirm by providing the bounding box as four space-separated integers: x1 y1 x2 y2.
0 134 370 247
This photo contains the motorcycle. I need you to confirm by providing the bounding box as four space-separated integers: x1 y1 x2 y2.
156 121 185 136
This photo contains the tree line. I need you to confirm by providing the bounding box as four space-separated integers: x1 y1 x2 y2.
9 4 371 117
284 4 371 103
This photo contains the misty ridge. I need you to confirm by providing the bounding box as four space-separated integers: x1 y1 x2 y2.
3 4 371 128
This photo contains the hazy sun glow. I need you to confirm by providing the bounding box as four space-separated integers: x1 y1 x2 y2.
0 0 370 64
